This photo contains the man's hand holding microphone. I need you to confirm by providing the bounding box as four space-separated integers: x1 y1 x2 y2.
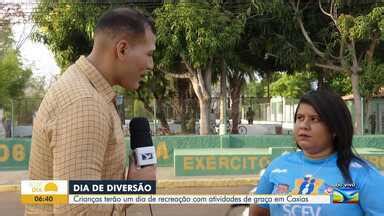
126 117 157 181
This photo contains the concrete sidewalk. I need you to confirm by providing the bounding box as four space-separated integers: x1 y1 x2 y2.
0 167 259 192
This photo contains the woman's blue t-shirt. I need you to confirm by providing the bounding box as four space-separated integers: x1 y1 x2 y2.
256 151 384 216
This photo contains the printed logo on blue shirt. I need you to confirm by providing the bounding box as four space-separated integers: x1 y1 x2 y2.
271 168 288 174
293 175 324 195
273 183 290 194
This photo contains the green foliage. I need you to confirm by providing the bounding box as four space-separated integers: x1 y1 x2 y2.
270 72 312 99
0 15 33 123
31 0 179 129
240 0 310 77
133 99 153 119
0 50 32 104
136 69 174 117
31 1 163 69
0 23 14 58
32 1 106 69
154 2 244 70
360 60 384 97
25 76 46 98
338 7 384 41
328 73 352 96
243 80 266 98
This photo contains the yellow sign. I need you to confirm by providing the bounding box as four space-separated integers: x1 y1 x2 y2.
363 155 384 170
0 143 25 162
156 141 169 160
183 156 270 171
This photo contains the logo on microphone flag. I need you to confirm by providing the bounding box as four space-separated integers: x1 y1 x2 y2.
142 153 154 160
135 146 157 166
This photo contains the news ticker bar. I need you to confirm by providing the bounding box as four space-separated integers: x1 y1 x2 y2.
67 194 330 205
23 194 331 205
20 180 332 205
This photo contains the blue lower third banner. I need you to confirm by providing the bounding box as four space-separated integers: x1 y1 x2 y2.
69 180 156 195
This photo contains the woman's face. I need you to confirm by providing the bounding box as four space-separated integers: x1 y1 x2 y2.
294 103 334 159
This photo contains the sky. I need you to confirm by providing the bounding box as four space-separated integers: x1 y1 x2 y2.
12 23 60 85
4 0 60 86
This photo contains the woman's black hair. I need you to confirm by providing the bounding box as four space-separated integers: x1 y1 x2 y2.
294 89 365 183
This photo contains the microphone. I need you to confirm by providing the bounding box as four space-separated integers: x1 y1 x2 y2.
129 117 157 167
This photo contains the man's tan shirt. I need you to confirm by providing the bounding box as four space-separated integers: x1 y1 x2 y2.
26 56 126 215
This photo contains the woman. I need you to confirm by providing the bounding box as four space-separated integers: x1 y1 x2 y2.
249 89 384 216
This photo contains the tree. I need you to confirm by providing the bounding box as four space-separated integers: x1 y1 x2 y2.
288 0 384 134
154 2 244 134
360 60 384 98
0 50 32 105
32 0 165 69
0 2 36 127
0 10 32 106
222 0 309 132
215 1 254 134
327 72 352 96
171 76 199 134
359 59 384 132
24 76 47 98
270 72 312 99
243 80 267 98
32 1 103 69
0 33 32 125
227 63 255 133
32 1 178 130
1 2 25 56
136 69 174 132
247 1 311 76
0 22 13 58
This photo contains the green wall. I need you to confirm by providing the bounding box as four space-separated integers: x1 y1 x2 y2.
1 135 383 171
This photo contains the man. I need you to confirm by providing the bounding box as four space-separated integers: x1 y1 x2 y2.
246 107 254 125
0 114 5 138
368 113 376 134
26 8 156 215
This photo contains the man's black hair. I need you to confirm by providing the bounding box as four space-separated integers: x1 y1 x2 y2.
95 7 155 39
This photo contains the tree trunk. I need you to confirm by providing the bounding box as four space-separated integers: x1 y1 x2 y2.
190 77 211 135
173 79 194 133
219 60 227 135
267 72 270 99
351 71 362 134
365 97 372 134
230 82 241 134
142 102 153 116
199 99 210 135
317 69 325 89
363 35 379 134
184 88 199 134
366 33 379 63
187 98 198 134
138 94 169 132
182 58 212 135
156 100 170 132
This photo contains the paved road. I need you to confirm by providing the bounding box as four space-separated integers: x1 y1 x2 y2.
0 186 253 216
0 192 24 215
